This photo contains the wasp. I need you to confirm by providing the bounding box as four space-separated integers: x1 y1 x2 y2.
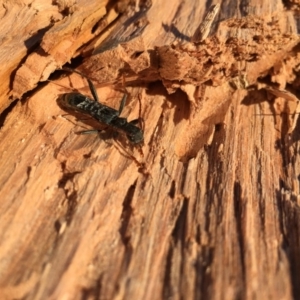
57 68 144 144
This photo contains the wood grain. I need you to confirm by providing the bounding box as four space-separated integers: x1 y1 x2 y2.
0 0 300 299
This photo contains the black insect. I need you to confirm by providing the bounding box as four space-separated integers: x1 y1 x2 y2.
57 68 144 144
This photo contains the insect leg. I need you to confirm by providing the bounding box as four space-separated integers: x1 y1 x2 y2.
128 118 140 125
63 67 101 103
79 130 100 135
118 93 127 115
85 76 100 103
129 116 144 129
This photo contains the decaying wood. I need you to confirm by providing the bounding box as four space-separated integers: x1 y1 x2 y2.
1 0 300 300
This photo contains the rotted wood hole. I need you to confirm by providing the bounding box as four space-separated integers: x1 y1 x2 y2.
0 0 300 299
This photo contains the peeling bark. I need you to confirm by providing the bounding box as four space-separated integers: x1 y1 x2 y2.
0 1 300 300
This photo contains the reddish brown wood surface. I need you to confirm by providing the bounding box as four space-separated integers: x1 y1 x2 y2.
1 1 300 299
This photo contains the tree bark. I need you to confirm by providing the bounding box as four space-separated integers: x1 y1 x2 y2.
0 0 300 299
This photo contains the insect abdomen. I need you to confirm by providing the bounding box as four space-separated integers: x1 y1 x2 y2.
59 93 120 124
